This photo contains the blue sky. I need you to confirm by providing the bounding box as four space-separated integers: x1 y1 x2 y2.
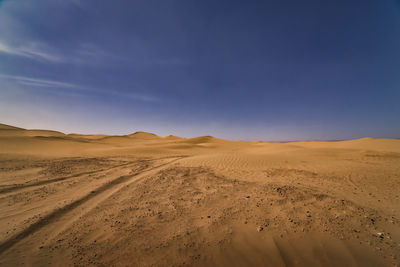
0 0 399 141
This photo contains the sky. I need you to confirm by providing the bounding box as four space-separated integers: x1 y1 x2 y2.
0 0 399 141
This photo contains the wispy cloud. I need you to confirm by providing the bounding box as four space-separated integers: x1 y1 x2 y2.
72 43 119 64
0 74 160 102
0 41 63 62
0 74 76 88
77 43 108 58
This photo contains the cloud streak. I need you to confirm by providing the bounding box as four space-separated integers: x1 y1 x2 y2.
0 74 160 103
0 74 76 88
0 41 63 62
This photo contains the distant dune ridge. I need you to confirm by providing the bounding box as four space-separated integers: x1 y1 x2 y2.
0 122 399 266
0 124 24 130
1 122 397 143
0 123 399 155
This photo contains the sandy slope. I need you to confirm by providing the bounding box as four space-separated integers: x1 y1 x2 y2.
0 123 399 266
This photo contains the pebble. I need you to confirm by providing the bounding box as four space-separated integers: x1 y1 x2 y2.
377 232 384 240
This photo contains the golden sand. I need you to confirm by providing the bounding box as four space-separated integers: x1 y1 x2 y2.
0 123 399 266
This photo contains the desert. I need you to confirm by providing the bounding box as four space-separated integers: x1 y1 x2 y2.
0 123 399 266
1 0 399 266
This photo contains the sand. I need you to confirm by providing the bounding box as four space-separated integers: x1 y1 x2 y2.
0 123 399 266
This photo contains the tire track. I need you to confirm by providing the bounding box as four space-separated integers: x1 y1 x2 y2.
0 156 182 195
0 156 185 255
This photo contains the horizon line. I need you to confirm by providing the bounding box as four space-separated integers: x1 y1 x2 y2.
1 122 399 143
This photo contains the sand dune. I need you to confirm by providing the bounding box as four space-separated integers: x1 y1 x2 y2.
162 134 183 140
67 134 109 140
0 125 65 138
0 123 399 266
127 131 160 139
0 124 24 130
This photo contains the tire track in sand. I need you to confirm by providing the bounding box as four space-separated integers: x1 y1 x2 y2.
0 156 181 195
0 156 185 255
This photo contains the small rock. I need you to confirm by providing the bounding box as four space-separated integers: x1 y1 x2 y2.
257 226 263 232
377 232 384 240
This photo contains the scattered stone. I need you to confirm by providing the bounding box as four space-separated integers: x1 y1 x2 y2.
377 232 384 240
